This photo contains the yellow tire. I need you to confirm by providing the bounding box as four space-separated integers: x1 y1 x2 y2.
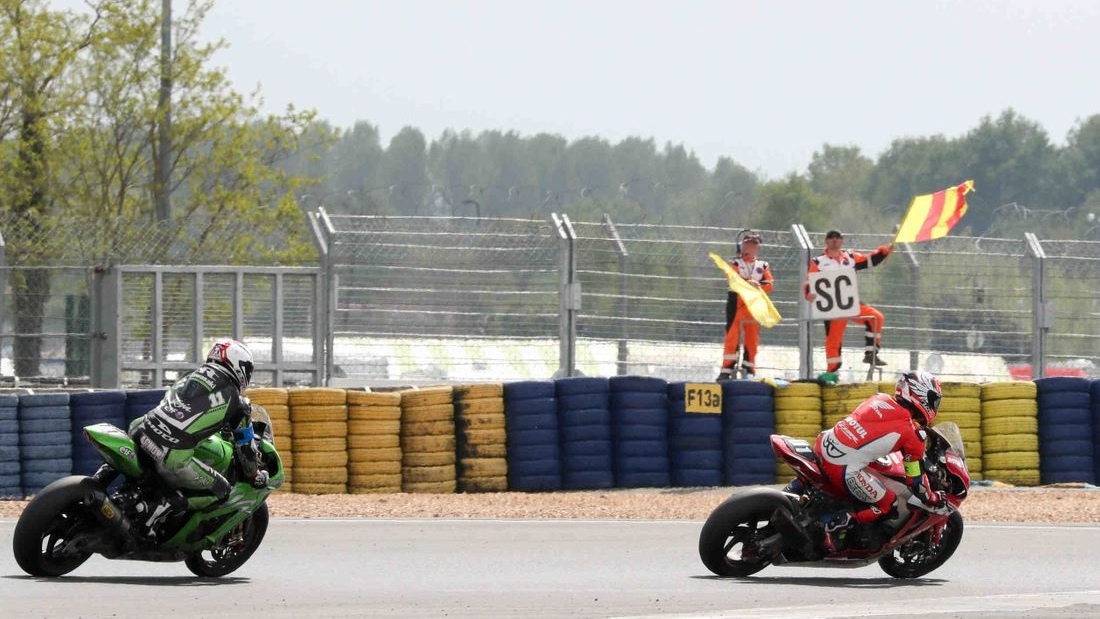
455 383 504 400
293 437 348 453
403 451 455 468
401 419 456 438
458 442 507 458
981 381 1037 402
401 404 455 423
349 460 402 476
941 382 981 399
774 396 823 412
455 398 506 416
982 416 1038 436
287 387 348 407
983 451 1039 470
774 409 823 426
349 447 402 463
347 434 400 450
458 476 508 493
347 419 401 436
983 433 1039 454
775 422 822 441
295 451 349 468
779 382 821 398
403 480 456 494
400 386 454 408
348 405 402 422
292 467 349 484
245 387 289 407
981 469 1039 486
292 421 347 439
458 457 508 478
461 427 506 446
291 482 347 494
290 405 349 423
346 390 402 406
456 412 506 431
403 464 456 484
982 400 1038 420
401 434 455 453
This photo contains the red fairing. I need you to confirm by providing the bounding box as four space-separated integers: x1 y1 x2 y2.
944 452 971 491
770 435 825 487
867 451 907 478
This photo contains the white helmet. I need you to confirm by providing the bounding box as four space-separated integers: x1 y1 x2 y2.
206 339 254 389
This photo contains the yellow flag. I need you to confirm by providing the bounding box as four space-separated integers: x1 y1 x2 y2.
708 252 782 328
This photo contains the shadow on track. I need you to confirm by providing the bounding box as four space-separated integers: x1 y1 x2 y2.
3 574 248 586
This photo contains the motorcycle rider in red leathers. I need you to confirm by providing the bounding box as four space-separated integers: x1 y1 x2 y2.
813 371 946 548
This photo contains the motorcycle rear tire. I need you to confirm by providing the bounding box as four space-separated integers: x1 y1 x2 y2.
878 510 964 578
698 489 786 577
184 502 269 577
12 475 96 577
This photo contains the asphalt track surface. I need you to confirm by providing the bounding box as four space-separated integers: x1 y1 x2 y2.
2 518 1099 618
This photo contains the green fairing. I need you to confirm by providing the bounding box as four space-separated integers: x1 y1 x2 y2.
84 423 144 478
194 434 234 471
161 437 285 552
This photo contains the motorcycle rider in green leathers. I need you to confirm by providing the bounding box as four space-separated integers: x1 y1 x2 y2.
128 339 269 529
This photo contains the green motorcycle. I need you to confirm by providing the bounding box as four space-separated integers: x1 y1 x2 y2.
12 408 285 578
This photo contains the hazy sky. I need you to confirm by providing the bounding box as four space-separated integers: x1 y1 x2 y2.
100 1 1100 177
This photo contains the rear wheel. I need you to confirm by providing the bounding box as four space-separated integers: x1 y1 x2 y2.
184 503 269 577
698 491 785 577
878 510 964 578
12 476 97 577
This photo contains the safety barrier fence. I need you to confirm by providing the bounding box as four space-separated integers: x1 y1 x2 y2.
1 375 1096 500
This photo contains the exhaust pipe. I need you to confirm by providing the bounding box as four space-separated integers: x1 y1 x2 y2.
81 478 133 545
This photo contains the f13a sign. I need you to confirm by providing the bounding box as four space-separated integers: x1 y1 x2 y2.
807 267 862 320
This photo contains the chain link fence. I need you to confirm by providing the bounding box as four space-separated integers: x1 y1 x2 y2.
3 212 1099 386
316 213 1100 385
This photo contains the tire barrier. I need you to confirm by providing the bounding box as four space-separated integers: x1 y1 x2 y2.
454 383 508 493
69 391 127 476
938 382 984 480
5 376 1096 500
0 394 20 498
1092 380 1100 484
610 376 671 489
1035 377 1095 485
346 390 403 494
667 382 723 487
245 387 292 492
399 386 457 494
288 388 348 494
980 381 1040 486
503 380 561 491
721 379 775 486
123 389 166 427
18 392 73 496
773 381 823 482
554 377 614 490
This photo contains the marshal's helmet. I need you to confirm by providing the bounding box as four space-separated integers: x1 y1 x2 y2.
206 338 254 390
895 370 942 426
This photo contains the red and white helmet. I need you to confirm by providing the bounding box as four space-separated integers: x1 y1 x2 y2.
206 338 254 390
895 370 942 426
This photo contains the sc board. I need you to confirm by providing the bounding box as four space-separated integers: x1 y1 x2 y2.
807 267 862 320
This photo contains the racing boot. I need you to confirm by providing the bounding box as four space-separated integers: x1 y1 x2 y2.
820 511 853 554
716 369 734 382
135 490 188 534
862 351 887 366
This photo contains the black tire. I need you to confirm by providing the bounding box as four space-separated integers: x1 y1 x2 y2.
698 490 785 577
184 503 269 577
12 476 96 577
878 510 964 578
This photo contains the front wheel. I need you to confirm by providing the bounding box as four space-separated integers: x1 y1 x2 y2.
698 490 786 577
878 510 964 578
184 503 269 577
12 476 97 577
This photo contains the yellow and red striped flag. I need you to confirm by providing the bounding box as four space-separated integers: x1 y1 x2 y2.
894 180 975 244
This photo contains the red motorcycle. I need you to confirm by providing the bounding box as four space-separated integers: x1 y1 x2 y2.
699 421 970 579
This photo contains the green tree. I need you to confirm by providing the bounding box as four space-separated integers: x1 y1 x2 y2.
756 174 828 233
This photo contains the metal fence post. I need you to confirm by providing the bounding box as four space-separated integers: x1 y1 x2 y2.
1025 232 1050 379
90 266 121 388
552 213 579 378
792 224 814 379
307 208 332 386
899 241 921 371
602 214 629 376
